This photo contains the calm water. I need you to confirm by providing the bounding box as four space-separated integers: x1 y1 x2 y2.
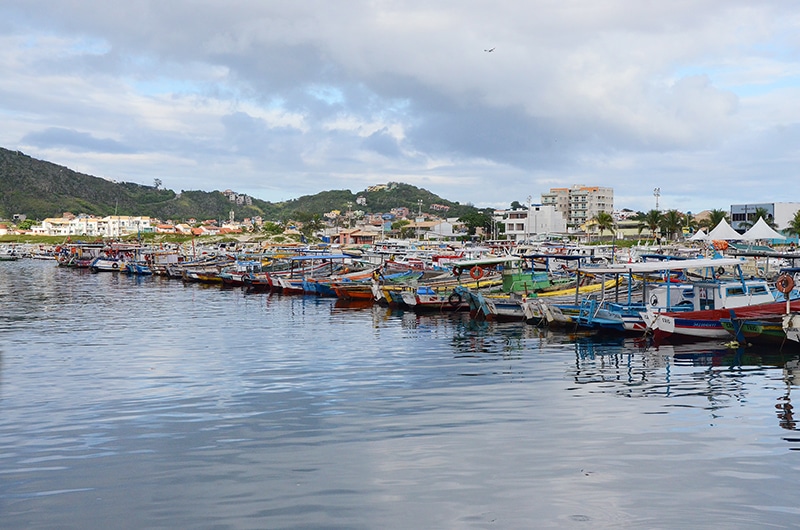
2 260 800 529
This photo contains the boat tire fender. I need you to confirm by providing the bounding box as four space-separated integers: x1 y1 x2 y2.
470 266 484 280
112 262 119 270
776 273 795 294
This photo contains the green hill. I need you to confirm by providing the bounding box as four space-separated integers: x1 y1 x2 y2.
0 147 480 222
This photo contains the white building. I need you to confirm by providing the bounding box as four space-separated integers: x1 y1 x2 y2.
502 205 567 242
730 202 800 232
32 215 153 237
541 185 614 229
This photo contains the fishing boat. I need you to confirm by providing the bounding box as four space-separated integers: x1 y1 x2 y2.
397 285 469 312
644 267 798 341
56 243 105 268
784 313 800 345
0 247 20 261
89 256 127 272
219 260 264 287
125 262 153 275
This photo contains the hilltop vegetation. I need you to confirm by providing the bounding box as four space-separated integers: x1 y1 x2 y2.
0 147 480 222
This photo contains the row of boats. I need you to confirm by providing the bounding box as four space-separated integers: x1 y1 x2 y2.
9 239 800 349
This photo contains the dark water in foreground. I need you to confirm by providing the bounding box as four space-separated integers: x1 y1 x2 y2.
2 260 800 529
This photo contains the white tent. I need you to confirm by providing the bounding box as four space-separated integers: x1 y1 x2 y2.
741 216 786 241
688 228 707 241
706 218 742 240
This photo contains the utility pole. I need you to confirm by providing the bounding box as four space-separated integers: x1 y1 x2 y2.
527 195 532 243
416 199 423 241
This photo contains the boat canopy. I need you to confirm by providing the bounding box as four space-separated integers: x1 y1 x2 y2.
578 257 744 275
289 254 354 261
520 253 589 261
451 256 523 268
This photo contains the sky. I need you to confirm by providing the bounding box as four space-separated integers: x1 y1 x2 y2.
2 1 800 215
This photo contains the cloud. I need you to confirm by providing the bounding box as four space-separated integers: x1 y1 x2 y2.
22 127 134 154
1 1 800 212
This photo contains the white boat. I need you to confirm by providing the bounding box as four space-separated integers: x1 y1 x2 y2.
89 256 127 272
639 260 793 340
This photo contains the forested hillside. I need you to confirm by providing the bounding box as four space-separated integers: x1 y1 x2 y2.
0 147 480 222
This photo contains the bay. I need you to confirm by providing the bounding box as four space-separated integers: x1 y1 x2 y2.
1 260 799 529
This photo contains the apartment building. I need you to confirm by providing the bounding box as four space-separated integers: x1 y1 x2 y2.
541 185 614 229
502 204 567 242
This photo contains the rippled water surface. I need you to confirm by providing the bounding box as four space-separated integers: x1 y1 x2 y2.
2 260 800 529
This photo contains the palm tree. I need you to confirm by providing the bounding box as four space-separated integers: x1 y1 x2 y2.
740 207 777 230
785 210 800 243
592 211 615 241
659 209 684 241
637 209 662 241
698 209 729 231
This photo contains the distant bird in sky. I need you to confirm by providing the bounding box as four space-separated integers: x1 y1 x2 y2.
484 47 495 52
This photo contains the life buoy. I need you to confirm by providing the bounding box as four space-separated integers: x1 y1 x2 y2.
470 266 484 280
776 273 795 294
448 292 463 307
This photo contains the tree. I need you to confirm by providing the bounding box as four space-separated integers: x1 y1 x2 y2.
510 201 523 210
786 210 800 240
637 209 662 239
261 221 284 236
591 211 615 240
698 209 729 231
391 219 412 238
659 209 684 241
16 219 35 230
153 178 162 189
740 207 776 230
458 211 491 237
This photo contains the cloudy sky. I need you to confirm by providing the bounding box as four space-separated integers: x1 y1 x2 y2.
2 1 799 214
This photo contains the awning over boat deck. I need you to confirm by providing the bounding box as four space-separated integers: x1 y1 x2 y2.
577 257 744 275
451 256 523 268
289 254 354 261
520 253 589 261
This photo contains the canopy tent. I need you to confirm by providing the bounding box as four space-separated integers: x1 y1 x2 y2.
705 218 742 240
741 216 786 241
688 228 707 241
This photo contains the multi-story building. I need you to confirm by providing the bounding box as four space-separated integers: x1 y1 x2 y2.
541 185 614 229
730 202 800 232
32 215 153 237
502 204 567 242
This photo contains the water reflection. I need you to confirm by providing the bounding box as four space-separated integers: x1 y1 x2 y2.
4 261 800 528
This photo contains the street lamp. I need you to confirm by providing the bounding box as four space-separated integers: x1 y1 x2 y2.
653 188 661 211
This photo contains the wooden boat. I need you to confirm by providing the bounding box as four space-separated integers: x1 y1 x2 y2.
0 247 20 261
720 314 788 346
648 292 800 341
125 262 153 275
56 243 105 268
784 313 800 345
397 285 469 312
90 256 127 272
454 286 528 321
219 260 263 287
